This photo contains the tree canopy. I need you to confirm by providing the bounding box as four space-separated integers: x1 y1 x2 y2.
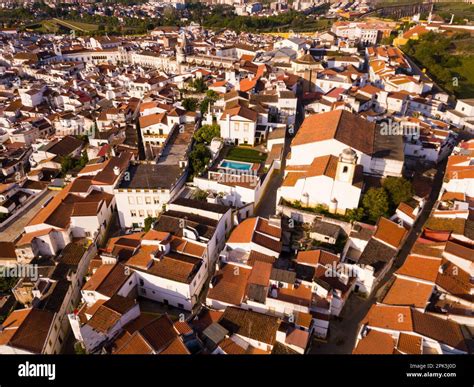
143 216 157 232
182 97 199 112
193 124 220 144
360 177 413 223
382 177 414 209
403 32 463 94
189 143 212 178
362 187 390 223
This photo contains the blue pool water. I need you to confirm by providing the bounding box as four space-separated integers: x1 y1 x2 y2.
220 160 252 171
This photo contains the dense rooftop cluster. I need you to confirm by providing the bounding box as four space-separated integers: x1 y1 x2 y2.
0 10 472 356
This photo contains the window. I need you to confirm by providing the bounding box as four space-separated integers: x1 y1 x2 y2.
145 196 152 205
178 303 184 309
154 197 160 204
136 197 143 205
130 210 137 217
343 166 348 173
139 210 145 217
139 279 144 286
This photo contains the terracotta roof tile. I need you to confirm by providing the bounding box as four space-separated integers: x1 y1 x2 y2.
411 309 468 352
247 260 272 287
159 337 190 354
208 263 251 306
115 332 154 354
374 217 407 249
219 307 280 346
396 332 422 354
219 337 247 354
296 249 339 267
396 255 441 282
247 250 276 266
255 218 281 239
227 217 257 244
292 110 376 156
363 304 413 332
353 329 395 354
436 259 474 302
382 277 433 308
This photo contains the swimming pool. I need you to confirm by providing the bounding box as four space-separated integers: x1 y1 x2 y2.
219 160 252 171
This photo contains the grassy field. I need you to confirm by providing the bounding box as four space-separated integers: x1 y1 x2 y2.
452 56 474 98
434 2 474 22
373 1 474 22
26 18 98 34
402 31 474 99
374 0 424 5
226 147 268 163
449 35 474 98
52 19 99 32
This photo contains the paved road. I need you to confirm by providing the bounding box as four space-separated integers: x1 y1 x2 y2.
255 162 286 218
311 158 448 354
255 94 305 218
0 189 58 243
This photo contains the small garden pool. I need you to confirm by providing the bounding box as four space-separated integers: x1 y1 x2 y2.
219 160 253 171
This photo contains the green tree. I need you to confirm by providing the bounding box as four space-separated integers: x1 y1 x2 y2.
200 89 220 115
205 89 219 102
193 124 220 144
200 99 210 115
382 177 413 208
362 188 390 223
402 32 464 94
189 143 211 177
143 216 157 232
182 97 199 112
163 6 178 25
74 342 87 355
381 33 395 45
345 207 365 223
78 150 89 168
60 155 74 174
193 189 209 201
0 276 17 293
192 77 208 93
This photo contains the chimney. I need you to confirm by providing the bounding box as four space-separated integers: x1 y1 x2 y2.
158 241 170 255
113 166 120 176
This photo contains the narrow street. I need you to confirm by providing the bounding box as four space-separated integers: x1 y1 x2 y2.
255 91 305 218
0 189 58 243
311 158 448 354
